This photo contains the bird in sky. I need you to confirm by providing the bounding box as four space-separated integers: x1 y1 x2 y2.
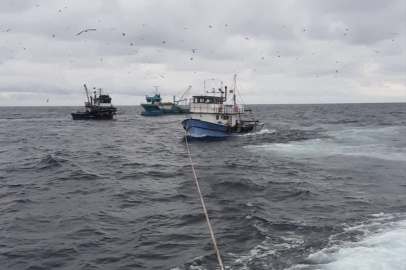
373 50 380 53
191 49 196 53
245 37 249 41
77 29 96 35
46 99 49 102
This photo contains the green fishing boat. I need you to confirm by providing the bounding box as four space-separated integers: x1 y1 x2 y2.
141 86 191 116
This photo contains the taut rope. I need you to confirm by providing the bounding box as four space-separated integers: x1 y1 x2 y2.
184 126 225 270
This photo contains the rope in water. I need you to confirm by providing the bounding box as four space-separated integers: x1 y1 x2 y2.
184 127 225 270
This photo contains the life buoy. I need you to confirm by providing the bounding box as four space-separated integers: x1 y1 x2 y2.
234 106 239 113
219 105 223 113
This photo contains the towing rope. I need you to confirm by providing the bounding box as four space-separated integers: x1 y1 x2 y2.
184 126 225 270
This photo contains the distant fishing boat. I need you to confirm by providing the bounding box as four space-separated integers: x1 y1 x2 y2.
141 86 191 116
71 84 117 120
182 75 264 137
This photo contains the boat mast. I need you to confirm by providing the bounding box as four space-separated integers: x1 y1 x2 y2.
233 74 237 106
83 84 91 104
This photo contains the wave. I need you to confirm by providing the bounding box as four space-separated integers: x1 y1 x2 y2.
246 126 405 162
238 128 276 136
36 154 67 169
288 213 406 270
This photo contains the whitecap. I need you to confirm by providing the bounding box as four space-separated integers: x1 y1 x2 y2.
288 214 406 270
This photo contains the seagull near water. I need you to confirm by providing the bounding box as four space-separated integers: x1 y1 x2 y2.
76 29 97 35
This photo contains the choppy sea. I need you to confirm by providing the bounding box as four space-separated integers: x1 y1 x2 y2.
0 103 405 270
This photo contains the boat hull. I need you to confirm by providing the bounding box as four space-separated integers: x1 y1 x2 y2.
182 118 264 137
71 108 117 120
182 118 230 137
141 104 189 116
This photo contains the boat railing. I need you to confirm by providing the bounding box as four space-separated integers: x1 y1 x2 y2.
189 103 245 114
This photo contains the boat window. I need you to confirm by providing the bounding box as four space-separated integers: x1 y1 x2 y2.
223 115 229 120
216 115 219 120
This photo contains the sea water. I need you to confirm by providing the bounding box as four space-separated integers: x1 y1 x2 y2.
0 103 404 269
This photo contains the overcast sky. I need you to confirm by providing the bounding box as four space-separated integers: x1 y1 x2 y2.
0 0 405 106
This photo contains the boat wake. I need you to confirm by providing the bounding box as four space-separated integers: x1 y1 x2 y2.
288 213 406 270
237 128 276 136
245 126 405 162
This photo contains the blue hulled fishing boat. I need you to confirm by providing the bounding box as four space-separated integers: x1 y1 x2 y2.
181 75 264 137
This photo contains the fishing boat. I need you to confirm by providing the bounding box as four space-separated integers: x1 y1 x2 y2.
71 84 117 120
181 75 264 137
141 86 191 116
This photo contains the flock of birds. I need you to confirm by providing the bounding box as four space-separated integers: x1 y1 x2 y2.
0 3 401 104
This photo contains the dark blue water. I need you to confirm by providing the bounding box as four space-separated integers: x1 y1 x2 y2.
0 103 405 270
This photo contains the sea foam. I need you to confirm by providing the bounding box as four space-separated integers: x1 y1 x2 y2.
290 217 406 270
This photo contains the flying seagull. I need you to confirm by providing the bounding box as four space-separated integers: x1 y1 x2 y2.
77 29 97 35
373 50 380 53
191 49 196 53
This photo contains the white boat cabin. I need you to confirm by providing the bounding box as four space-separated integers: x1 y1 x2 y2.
189 94 245 126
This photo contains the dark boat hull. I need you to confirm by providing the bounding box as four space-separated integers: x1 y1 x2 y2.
71 108 117 120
